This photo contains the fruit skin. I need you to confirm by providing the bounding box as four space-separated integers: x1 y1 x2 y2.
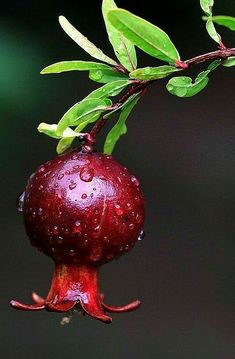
10 150 145 323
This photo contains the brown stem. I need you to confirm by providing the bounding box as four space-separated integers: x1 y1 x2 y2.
176 47 235 68
89 81 149 140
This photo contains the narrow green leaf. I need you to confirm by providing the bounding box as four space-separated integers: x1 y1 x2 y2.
38 123 83 139
59 16 117 66
200 0 214 16
166 71 210 97
41 61 112 74
56 98 107 134
85 79 131 100
108 9 180 63
56 110 102 154
210 15 235 31
206 18 221 44
130 65 179 80
223 56 235 67
89 67 128 83
104 93 140 154
102 0 137 71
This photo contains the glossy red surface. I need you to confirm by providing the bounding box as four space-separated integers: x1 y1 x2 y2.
11 150 145 322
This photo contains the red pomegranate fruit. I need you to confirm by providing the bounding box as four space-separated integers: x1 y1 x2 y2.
11 150 145 323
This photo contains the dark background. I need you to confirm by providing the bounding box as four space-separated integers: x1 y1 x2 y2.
0 1 234 358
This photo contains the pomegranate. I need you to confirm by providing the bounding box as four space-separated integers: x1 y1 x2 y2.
11 149 145 323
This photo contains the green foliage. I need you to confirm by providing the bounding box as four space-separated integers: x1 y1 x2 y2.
56 99 108 135
200 0 214 16
59 16 117 66
130 65 179 80
102 0 137 71
223 57 235 67
38 1 234 154
104 93 140 154
108 9 180 63
206 18 221 44
210 15 235 31
41 61 113 74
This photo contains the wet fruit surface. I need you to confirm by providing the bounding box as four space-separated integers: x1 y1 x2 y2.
11 150 145 323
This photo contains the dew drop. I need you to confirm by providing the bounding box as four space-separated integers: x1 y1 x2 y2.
138 230 145 241
38 208 43 216
16 191 25 212
73 165 79 170
65 170 70 175
80 167 94 182
57 236 64 243
73 220 82 233
38 166 45 173
72 154 78 160
81 193 87 199
106 253 114 260
115 204 123 216
58 173 64 180
38 185 44 191
131 175 140 186
68 248 76 256
125 244 129 250
51 247 56 253
69 182 77 190
136 213 142 224
52 226 59 235
129 223 134 230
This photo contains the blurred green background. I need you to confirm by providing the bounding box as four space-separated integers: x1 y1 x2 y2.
0 1 234 358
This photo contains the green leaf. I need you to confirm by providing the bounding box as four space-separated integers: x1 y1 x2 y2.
108 9 180 63
223 56 235 67
102 0 137 71
56 98 107 134
130 65 179 80
41 61 113 74
166 70 210 97
104 93 140 154
210 15 235 31
59 16 117 66
200 0 214 16
85 79 131 100
89 67 128 83
206 18 221 44
38 123 83 139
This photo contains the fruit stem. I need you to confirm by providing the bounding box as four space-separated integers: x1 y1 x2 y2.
87 80 149 147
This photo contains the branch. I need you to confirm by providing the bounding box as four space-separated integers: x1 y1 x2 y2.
82 47 235 151
176 47 235 68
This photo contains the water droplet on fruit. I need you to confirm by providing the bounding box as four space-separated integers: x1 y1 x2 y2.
72 154 78 160
51 247 56 253
80 167 94 182
73 220 82 233
58 173 64 180
131 175 140 186
136 213 142 224
106 253 114 260
138 230 145 241
129 223 134 230
69 182 77 190
68 248 76 256
65 170 70 175
53 226 59 235
38 208 43 216
38 185 44 191
38 166 45 173
115 204 123 216
125 244 129 250
73 165 79 170
81 193 87 199
16 191 25 212
57 236 64 243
